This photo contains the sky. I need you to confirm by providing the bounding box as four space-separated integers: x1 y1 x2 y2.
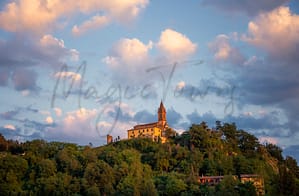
0 0 299 161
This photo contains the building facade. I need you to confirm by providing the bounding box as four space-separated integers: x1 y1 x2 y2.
127 101 169 143
198 174 265 195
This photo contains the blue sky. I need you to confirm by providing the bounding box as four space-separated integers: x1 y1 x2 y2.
0 0 299 161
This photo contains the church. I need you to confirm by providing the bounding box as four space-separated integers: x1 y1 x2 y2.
127 101 169 143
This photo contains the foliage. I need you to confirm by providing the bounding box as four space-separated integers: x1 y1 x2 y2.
0 120 298 195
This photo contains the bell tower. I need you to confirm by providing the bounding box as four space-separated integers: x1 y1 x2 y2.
158 101 166 125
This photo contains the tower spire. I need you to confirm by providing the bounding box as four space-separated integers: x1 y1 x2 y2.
158 100 166 122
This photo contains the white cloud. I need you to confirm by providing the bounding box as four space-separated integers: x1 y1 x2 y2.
157 29 197 61
45 108 98 144
243 6 299 59
259 136 278 145
258 110 267 116
118 102 136 117
104 38 152 67
45 107 134 145
39 34 79 63
175 81 186 91
208 34 244 64
40 34 65 48
54 71 82 81
72 15 109 36
0 0 149 35
103 38 153 82
54 107 62 117
209 35 231 60
243 111 253 116
69 49 80 61
0 34 80 80
40 110 51 116
4 124 16 130
103 29 197 83
45 116 54 124
0 0 58 34
21 90 30 96
103 0 148 23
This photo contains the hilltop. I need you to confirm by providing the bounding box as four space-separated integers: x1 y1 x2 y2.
0 121 299 195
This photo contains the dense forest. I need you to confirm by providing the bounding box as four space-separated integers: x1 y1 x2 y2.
0 121 299 195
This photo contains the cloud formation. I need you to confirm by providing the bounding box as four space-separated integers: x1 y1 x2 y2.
186 110 287 138
45 116 54 124
103 38 153 83
104 38 153 68
54 71 82 82
230 6 299 139
45 106 136 145
0 0 149 35
208 34 244 65
157 29 197 61
4 124 16 131
202 0 288 16
0 34 79 92
72 15 109 36
45 108 99 144
103 29 197 83
12 68 37 91
0 34 78 69
243 6 299 61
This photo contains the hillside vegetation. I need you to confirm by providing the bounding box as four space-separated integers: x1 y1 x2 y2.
0 121 299 195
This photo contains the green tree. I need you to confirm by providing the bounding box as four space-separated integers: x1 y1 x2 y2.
237 181 257 196
285 156 299 178
222 123 238 152
237 130 259 158
265 143 283 162
84 160 115 195
0 133 7 151
0 154 28 195
36 159 56 178
215 175 239 196
189 123 209 151
155 173 187 196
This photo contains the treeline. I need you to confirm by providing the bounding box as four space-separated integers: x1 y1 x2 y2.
0 122 299 195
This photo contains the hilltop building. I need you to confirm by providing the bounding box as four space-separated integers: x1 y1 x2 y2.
240 174 265 195
198 174 264 195
127 101 169 143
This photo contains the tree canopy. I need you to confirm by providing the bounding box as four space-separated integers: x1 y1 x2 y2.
0 121 298 195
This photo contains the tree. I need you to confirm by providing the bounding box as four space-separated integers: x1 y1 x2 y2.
55 147 81 175
285 156 299 178
36 159 56 178
164 128 177 138
155 173 187 196
84 160 115 195
189 123 209 151
215 175 239 196
222 123 238 151
0 154 28 195
237 181 257 196
237 130 259 158
0 133 7 151
265 143 283 162
278 164 297 196
200 159 216 176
